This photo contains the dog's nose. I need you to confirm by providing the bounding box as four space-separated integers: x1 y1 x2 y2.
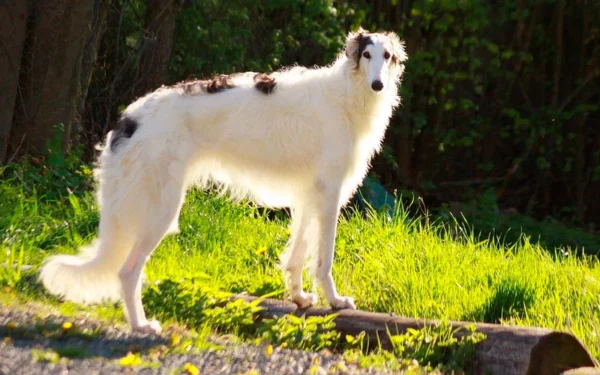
371 80 384 91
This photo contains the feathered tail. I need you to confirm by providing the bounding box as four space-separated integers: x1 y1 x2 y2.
38 230 131 304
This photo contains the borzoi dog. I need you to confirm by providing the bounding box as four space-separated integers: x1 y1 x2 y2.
39 29 407 333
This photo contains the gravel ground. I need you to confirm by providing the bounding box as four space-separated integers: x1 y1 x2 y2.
0 307 393 375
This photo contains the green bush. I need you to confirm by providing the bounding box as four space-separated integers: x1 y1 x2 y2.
1 125 93 201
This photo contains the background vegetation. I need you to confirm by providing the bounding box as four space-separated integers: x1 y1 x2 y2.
2 0 599 231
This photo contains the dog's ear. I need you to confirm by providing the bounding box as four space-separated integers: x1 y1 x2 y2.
345 27 367 69
384 31 408 65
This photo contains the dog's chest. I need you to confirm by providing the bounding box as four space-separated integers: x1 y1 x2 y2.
339 124 387 205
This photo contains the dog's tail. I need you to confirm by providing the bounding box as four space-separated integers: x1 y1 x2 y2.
39 140 134 303
39 224 132 303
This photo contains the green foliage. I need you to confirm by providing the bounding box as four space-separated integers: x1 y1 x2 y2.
170 0 357 80
143 279 263 336
389 322 485 373
1 125 93 202
86 0 599 224
204 298 264 335
0 245 25 287
53 346 89 359
257 314 484 371
31 349 61 364
136 278 487 370
258 314 340 352
357 0 599 224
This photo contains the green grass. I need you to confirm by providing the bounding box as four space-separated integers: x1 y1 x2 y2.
1 164 600 367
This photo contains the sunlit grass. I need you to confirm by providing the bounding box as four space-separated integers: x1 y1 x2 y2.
1 180 600 359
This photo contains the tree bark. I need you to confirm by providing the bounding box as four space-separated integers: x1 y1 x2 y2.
74 0 111 148
0 1 30 163
8 0 102 157
133 0 184 98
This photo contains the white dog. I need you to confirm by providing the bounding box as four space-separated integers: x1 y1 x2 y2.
39 29 407 333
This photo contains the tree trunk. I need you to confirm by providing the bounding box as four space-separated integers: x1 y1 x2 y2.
74 0 111 148
134 0 183 98
8 0 104 157
0 1 30 163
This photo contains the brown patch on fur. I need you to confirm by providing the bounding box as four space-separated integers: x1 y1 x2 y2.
174 74 236 95
254 73 277 94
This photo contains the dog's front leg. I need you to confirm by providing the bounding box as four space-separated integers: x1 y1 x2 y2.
314 185 356 310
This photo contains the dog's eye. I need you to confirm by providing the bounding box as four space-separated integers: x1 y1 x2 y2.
384 51 391 60
362 51 371 59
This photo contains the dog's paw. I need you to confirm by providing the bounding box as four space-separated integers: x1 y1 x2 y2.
328 295 356 310
132 319 162 335
292 292 318 309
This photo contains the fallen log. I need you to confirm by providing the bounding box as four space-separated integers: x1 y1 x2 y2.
234 295 597 375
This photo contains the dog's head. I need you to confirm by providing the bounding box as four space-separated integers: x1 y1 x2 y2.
345 28 407 92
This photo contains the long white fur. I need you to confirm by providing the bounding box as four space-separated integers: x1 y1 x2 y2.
39 29 407 333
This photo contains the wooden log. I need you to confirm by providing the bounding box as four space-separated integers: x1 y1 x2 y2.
234 295 597 375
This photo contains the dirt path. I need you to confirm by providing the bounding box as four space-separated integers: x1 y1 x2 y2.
0 307 393 375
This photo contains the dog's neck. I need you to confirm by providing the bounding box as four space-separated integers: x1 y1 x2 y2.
333 56 399 138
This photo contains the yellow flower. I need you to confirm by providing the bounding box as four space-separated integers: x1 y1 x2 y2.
184 362 200 375
119 352 141 366
335 362 348 372
170 333 181 347
62 322 73 330
6 322 17 330
264 344 273 357
254 246 267 256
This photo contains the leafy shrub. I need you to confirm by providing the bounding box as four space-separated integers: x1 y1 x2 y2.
258 314 340 352
389 322 485 373
143 279 263 335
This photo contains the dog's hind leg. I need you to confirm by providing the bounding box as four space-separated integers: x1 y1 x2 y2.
280 205 317 308
118 182 186 334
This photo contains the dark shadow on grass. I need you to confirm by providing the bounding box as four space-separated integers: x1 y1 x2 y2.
431 198 600 258
466 278 536 324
